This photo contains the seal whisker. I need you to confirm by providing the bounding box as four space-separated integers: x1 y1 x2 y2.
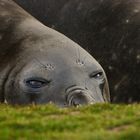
34 58 55 70
34 58 47 68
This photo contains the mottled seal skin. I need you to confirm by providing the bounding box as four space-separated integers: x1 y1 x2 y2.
0 0 110 106
14 0 140 103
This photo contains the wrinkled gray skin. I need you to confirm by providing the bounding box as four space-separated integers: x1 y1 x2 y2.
0 0 110 107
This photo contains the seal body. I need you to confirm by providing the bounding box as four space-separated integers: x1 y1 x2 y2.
0 0 110 106
15 0 140 103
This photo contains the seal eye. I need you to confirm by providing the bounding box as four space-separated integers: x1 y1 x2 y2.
25 78 51 88
89 71 103 79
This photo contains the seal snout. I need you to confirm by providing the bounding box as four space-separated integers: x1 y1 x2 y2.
66 86 94 106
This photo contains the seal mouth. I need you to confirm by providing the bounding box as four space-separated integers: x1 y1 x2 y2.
65 85 95 106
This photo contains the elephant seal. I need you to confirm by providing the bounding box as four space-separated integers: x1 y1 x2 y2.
14 0 140 103
0 0 110 106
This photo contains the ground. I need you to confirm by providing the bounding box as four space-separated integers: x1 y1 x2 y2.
0 104 140 140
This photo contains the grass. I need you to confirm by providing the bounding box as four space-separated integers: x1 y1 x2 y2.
0 103 140 140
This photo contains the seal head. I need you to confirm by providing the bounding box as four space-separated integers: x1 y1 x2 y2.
0 0 110 106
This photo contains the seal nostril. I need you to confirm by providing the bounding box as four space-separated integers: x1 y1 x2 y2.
65 85 94 106
72 100 80 107
67 90 92 106
71 93 89 106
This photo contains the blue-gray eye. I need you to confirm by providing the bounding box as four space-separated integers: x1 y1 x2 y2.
25 78 51 88
89 71 103 79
